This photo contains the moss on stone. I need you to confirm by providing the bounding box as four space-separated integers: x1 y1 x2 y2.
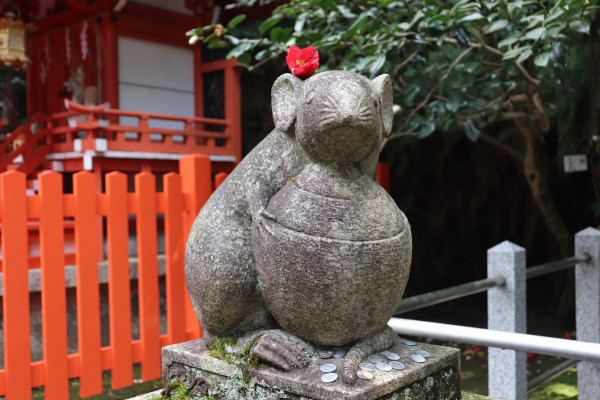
161 378 217 400
208 335 261 370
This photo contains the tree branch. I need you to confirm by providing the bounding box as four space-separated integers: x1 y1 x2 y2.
393 50 418 77
387 46 474 146
478 132 523 162
249 50 283 70
425 36 542 88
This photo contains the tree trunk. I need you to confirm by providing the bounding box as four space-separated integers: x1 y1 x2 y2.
515 112 574 324
517 122 572 257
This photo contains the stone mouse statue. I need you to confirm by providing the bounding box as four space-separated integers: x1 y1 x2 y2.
185 70 412 384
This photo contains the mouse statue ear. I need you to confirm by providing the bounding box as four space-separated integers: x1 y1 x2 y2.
271 73 303 134
372 74 393 137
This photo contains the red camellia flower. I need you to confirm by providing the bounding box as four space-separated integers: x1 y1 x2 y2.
286 46 319 79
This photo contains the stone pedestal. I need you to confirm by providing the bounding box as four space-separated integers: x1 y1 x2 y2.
162 337 461 400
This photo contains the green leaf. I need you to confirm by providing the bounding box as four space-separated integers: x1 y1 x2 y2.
224 35 240 46
464 119 480 142
570 19 590 34
546 22 567 38
399 10 424 31
226 43 252 59
517 48 533 63
369 54 386 76
534 51 550 67
458 12 485 23
342 12 370 38
503 46 529 60
524 14 544 29
524 26 546 40
255 50 269 61
355 55 377 71
543 8 565 26
456 27 470 45
294 14 307 33
227 14 246 30
259 15 282 35
498 36 520 48
550 41 566 64
270 27 282 42
237 52 251 65
485 19 509 33
417 122 436 138
279 28 293 43
446 93 461 112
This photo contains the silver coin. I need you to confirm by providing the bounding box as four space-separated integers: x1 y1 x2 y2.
376 362 392 372
321 372 338 383
319 350 334 359
333 348 347 358
320 364 337 373
356 370 374 380
367 355 384 363
359 363 376 372
401 339 417 346
411 354 426 363
383 351 401 361
415 350 431 358
389 361 405 370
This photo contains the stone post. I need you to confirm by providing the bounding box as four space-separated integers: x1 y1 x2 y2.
487 241 527 400
575 227 600 399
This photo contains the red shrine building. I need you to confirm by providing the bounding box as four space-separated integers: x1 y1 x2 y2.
1 0 242 192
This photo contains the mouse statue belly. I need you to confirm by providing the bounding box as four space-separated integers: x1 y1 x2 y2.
252 162 412 346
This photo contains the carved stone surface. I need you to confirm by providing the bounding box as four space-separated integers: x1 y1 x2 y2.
184 70 412 382
162 338 461 400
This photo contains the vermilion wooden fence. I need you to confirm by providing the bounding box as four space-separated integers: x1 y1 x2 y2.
0 156 390 399
0 154 220 399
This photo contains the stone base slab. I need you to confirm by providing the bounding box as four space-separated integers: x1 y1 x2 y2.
162 337 462 400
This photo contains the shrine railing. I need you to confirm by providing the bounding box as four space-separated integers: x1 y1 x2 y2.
1 57 242 177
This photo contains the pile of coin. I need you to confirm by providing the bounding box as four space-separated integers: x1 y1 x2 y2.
317 342 432 383
318 348 346 383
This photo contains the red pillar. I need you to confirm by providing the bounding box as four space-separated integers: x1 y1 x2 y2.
99 15 119 110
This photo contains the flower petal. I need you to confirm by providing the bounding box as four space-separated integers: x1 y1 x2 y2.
286 46 301 71
300 46 317 61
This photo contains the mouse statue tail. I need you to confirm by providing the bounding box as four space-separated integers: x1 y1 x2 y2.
342 326 397 384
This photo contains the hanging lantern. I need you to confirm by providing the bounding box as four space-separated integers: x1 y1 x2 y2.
0 7 31 70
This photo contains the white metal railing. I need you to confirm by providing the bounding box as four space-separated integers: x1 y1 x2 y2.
390 227 600 400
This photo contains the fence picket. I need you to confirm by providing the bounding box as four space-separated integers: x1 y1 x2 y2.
134 173 161 381
0 171 32 399
214 172 228 189
179 155 212 339
73 171 103 397
106 172 133 389
164 172 187 344
38 172 69 399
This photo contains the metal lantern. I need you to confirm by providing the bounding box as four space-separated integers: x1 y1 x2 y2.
0 11 31 69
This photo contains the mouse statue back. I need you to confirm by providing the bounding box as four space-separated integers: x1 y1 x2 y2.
184 69 413 385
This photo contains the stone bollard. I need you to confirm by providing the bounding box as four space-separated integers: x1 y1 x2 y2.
487 241 527 400
575 227 600 399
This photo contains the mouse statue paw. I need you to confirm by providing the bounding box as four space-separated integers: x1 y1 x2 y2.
341 326 398 384
238 330 314 371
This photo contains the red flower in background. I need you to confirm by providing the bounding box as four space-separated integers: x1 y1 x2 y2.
286 46 319 79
